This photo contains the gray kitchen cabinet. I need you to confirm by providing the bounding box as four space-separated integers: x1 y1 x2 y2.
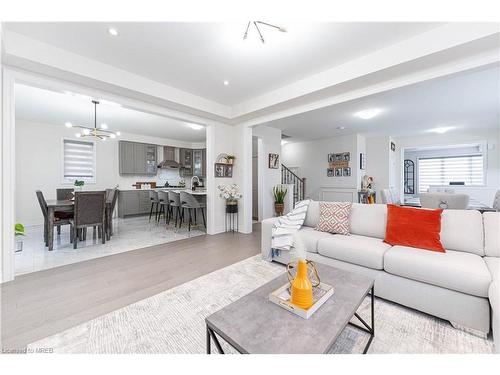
193 149 204 177
119 141 157 175
118 190 152 217
180 148 193 176
119 141 136 175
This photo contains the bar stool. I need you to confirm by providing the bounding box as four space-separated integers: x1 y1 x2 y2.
157 191 170 224
180 191 206 231
148 190 160 222
168 191 182 227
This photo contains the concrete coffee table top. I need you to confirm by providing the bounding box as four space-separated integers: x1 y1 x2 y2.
205 263 375 354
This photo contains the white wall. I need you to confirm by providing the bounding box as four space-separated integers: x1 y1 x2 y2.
395 130 500 204
15 120 205 226
281 133 362 203
251 125 282 221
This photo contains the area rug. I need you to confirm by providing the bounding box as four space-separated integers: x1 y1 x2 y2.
28 256 494 354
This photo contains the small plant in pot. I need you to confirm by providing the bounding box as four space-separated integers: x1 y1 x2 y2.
273 185 287 216
225 155 236 164
15 223 25 253
74 179 85 191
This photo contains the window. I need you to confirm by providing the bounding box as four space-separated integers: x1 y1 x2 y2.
62 139 96 183
418 154 484 193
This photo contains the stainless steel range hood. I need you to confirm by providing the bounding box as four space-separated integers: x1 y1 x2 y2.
157 146 180 169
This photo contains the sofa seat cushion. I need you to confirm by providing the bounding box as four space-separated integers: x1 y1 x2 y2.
295 227 333 254
317 234 391 270
384 246 491 297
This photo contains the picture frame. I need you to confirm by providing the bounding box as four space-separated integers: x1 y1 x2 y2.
268 153 280 169
214 163 232 178
342 152 350 162
360 153 366 170
334 168 342 177
327 153 335 163
327 168 335 177
343 167 351 177
391 142 396 152
334 153 343 162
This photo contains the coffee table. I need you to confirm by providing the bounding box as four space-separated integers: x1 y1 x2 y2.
205 263 375 354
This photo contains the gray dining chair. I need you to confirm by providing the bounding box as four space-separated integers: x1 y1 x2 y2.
71 191 106 249
56 188 74 200
105 188 119 239
157 191 170 224
168 191 182 227
149 190 160 222
36 190 73 246
493 190 500 212
420 193 469 210
180 191 206 231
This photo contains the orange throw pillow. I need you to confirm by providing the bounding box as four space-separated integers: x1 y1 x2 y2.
384 204 445 252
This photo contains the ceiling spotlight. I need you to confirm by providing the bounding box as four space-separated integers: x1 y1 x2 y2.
354 108 382 120
223 80 229 86
100 123 108 129
108 28 118 36
243 21 287 43
116 131 121 136
65 122 73 128
429 126 455 134
188 123 204 130
75 133 82 138
337 126 345 130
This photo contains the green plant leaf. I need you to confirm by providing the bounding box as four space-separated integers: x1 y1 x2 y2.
15 222 25 236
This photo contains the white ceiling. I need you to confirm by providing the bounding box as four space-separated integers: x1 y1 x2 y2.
15 84 206 142
4 22 442 106
264 66 500 141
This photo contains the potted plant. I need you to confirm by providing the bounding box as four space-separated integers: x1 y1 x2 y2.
15 222 25 253
225 155 236 164
218 184 242 212
273 185 287 216
74 179 85 191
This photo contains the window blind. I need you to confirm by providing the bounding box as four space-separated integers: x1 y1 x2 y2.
418 154 484 193
63 139 95 181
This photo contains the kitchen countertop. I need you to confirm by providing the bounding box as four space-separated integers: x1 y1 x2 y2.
119 188 206 195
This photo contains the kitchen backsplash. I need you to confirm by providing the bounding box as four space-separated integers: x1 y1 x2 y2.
156 168 183 186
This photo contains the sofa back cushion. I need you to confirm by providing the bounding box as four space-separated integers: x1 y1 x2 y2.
350 203 388 239
483 212 500 257
439 210 484 256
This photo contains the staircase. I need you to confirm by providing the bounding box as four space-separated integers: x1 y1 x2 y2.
281 164 306 206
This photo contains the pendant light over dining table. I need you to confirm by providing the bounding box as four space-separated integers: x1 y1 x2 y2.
65 100 121 140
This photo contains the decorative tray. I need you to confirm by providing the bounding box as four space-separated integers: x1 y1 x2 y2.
269 282 334 319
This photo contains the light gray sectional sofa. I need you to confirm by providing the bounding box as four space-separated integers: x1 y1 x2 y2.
261 201 500 352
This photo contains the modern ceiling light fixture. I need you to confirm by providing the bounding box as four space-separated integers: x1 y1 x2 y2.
354 108 382 120
108 27 119 36
243 21 287 43
68 100 120 140
223 80 229 86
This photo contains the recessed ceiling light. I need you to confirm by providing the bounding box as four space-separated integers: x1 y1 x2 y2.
188 123 204 130
223 80 229 86
428 126 455 134
108 28 118 36
100 123 108 129
354 108 382 120
65 122 73 128
116 131 121 136
337 126 345 130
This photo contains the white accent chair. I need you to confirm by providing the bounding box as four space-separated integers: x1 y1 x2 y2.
420 193 469 210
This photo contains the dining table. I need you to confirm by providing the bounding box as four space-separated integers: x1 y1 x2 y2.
45 199 112 251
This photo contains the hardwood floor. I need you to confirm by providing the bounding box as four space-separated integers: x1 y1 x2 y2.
1 224 261 350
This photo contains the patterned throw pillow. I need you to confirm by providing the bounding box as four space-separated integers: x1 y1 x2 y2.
316 202 352 235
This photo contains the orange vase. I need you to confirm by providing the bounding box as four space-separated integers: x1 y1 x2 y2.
290 260 313 309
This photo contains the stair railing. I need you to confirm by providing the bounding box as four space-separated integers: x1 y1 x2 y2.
281 164 306 207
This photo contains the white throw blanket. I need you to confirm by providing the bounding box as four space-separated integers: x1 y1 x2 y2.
269 199 311 260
